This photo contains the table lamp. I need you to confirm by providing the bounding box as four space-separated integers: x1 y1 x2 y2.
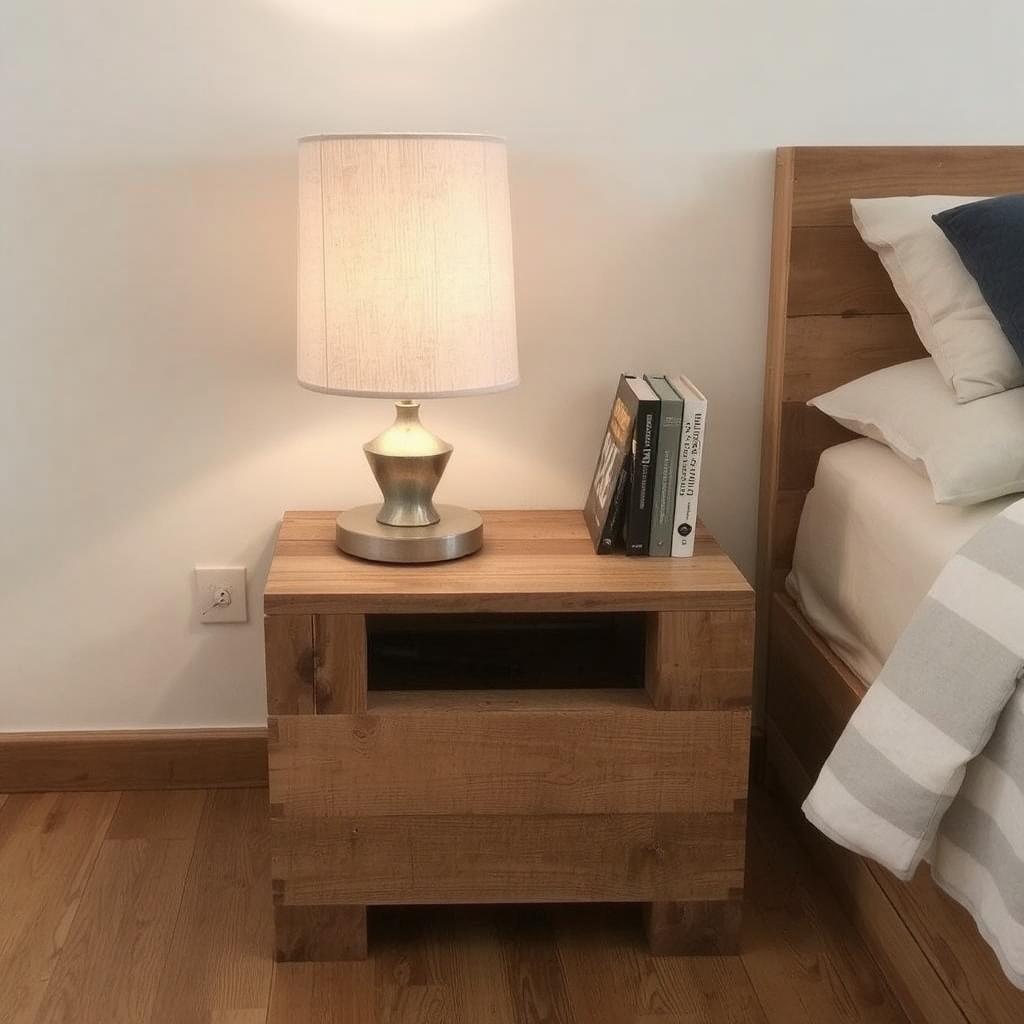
296 133 519 563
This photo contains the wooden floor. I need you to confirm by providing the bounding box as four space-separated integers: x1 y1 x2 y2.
0 787 909 1024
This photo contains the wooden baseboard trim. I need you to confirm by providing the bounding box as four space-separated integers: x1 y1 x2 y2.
0 727 269 792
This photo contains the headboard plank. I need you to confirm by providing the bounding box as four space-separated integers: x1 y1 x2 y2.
754 144 1024 708
782 315 924 403
788 227 903 316
791 145 1024 226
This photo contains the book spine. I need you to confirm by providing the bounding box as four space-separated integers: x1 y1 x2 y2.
646 382 683 557
671 395 707 557
583 375 632 554
597 463 630 554
625 397 660 556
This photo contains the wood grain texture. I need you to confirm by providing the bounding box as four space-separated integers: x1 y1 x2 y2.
272 811 745 905
441 921 519 1024
788 225 904 316
554 904 768 1024
267 963 375 1024
754 147 796 707
500 912 574 1024
33 791 206 1024
366 687 650 714
782 315 925 402
381 907 520 1024
868 862 1024 1024
371 905 459 1022
789 146 1024 226
0 784 913 1024
536 909 645 1024
0 727 268 792
766 489 804 589
265 510 754 961
269 697 750 818
766 593 865 777
777 404 855 493
149 789 273 1023
264 615 314 716
274 904 367 962
741 787 911 1024
644 609 754 710
644 898 742 955
0 792 119 1024
313 614 367 713
642 606 751 957
265 511 753 615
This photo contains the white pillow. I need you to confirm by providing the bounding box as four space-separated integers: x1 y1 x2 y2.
852 195 1024 403
810 358 1024 506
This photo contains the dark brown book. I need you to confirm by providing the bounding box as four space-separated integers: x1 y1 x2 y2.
584 375 646 554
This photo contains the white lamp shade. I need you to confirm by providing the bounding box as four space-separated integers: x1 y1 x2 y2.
297 133 519 397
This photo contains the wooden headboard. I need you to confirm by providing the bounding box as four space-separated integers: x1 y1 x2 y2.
754 145 1024 695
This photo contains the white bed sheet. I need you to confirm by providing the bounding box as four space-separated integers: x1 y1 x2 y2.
786 438 1016 684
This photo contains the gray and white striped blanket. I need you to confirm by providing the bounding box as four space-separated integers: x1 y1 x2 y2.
803 498 1024 988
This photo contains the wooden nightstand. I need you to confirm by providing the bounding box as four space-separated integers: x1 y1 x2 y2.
263 510 753 961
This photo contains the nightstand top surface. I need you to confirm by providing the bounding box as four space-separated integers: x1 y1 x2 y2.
264 510 752 615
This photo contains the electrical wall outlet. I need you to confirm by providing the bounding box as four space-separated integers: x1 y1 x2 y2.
195 566 248 623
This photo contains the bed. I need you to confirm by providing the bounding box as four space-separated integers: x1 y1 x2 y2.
756 146 1024 1024
787 438 1018 683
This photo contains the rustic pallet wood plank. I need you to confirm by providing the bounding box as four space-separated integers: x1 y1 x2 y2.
272 810 745 905
645 609 754 710
313 613 367 713
269 701 749 818
265 615 315 716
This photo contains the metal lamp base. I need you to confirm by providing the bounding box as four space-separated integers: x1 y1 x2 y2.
336 400 482 563
336 504 483 563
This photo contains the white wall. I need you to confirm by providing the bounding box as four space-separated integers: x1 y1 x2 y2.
2 0 1022 730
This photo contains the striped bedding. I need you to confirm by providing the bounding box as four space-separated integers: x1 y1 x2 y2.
803 498 1024 988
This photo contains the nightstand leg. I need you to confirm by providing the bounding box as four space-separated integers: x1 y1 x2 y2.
643 609 753 956
645 899 742 955
274 904 367 962
268 613 369 962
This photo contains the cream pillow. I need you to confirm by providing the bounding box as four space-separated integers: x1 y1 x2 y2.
810 358 1024 506
852 195 1024 402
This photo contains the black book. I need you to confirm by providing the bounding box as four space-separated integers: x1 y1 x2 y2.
583 375 640 554
623 376 660 555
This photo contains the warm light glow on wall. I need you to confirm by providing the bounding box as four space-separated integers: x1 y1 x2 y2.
263 0 508 31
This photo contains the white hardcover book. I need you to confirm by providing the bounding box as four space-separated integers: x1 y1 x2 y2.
667 374 707 557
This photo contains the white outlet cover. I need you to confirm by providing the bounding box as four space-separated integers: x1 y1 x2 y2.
195 566 248 623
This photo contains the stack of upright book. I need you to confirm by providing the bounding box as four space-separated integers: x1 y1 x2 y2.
583 374 707 556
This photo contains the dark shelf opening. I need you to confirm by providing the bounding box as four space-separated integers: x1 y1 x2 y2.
366 612 646 690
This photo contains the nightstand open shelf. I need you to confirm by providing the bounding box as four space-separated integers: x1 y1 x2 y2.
364 611 647 690
263 510 753 961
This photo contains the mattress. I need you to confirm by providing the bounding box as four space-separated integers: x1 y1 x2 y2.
786 438 1016 684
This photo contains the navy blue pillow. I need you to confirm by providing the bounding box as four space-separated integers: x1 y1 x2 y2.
933 195 1024 366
